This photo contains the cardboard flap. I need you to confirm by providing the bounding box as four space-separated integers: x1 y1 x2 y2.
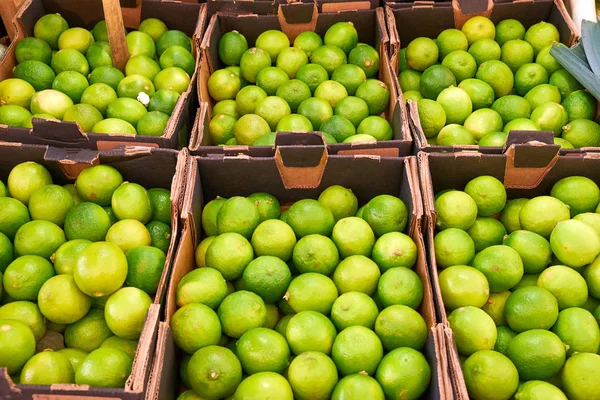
505 130 555 147
103 0 129 71
278 1 318 41
274 132 327 189
321 1 372 13
30 119 89 145
452 0 494 28
0 0 18 40
43 147 100 180
504 140 560 189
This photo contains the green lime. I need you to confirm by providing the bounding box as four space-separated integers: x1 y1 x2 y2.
276 47 308 79
242 256 292 303
105 219 151 253
514 63 549 96
51 239 90 275
148 90 179 116
406 37 439 71
218 291 266 338
38 274 91 324
126 31 155 58
332 255 380 295
296 63 329 93
348 43 379 78
439 265 489 311
171 303 221 354
437 28 469 59
138 18 167 42
377 267 423 309
86 41 112 70
519 196 570 238
501 39 534 73
436 86 472 124
468 38 502 65
332 325 383 375
399 69 422 92
240 47 271 83
288 351 338 400
0 105 31 127
294 31 323 57
476 60 514 98
64 308 112 352
88 66 124 92
125 55 160 81
464 108 503 141
491 95 531 127
434 228 475 268
51 71 89 104
332 216 375 258
255 30 290 62
375 304 427 351
472 245 523 292
293 234 338 275
218 30 248 65
508 329 565 381
206 232 253 280
442 50 477 82
464 175 506 217
562 351 600 399
57 348 88 372
524 21 560 55
176 267 227 308
362 195 408 237
449 306 497 355
111 182 152 223
276 79 312 112
14 60 55 91
320 115 356 142
106 98 147 128
117 74 156 99
27 184 74 226
324 22 358 54
331 292 378 331
494 326 517 356
234 114 271 145
80 83 117 116
553 307 600 355
562 90 596 121
375 347 431 400
357 115 393 141
0 300 46 340
334 96 369 127
160 45 195 76
250 219 296 261
137 111 169 136
75 347 132 388
201 198 226 237
458 78 495 110
255 96 291 131
332 64 367 96
552 176 600 216
286 199 335 238
461 16 495 45
503 230 551 273
34 13 69 50
104 287 151 340
154 67 190 94
14 220 65 259
256 67 289 96
550 69 583 98
16 36 53 64
207 69 241 101
311 45 347 75
156 30 191 56
462 350 519 400
285 273 338 315
504 286 559 332
315 80 349 109
495 19 526 46
237 328 289 374
58 27 94 53
20 350 74 385
74 241 127 297
562 119 600 148
435 190 478 230
524 83 561 109
551 219 600 268
29 89 73 119
466 217 506 252
51 49 90 76
125 246 165 295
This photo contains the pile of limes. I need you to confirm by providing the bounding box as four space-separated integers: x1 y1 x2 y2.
434 174 600 399
207 23 393 146
172 186 431 400
0 13 195 136
0 162 172 387
401 16 600 148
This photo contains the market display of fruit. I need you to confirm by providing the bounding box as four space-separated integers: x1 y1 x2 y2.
400 16 599 148
0 13 194 136
207 23 393 146
433 174 600 399
172 188 431 399
0 162 171 387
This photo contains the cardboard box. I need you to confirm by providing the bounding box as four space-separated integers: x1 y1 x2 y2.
417 132 600 399
191 2 412 157
146 132 451 400
206 0 380 18
0 142 188 399
0 0 205 150
386 0 579 154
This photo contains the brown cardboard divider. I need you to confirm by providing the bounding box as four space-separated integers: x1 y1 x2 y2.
145 152 452 399
0 0 206 150
419 149 600 399
103 0 130 72
387 0 580 154
0 142 188 400
191 4 412 156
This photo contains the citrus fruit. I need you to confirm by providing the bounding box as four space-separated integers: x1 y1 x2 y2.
324 22 358 54
362 195 408 236
276 79 312 112
171 303 221 354
464 175 507 216
331 255 380 295
562 119 600 148
332 325 383 376
0 319 36 374
138 18 168 41
550 69 583 98
16 36 52 64
57 348 88 372
481 290 511 326
34 13 69 49
14 219 66 259
434 228 475 268
28 184 74 226
296 63 329 93
106 98 147 128
562 90 596 121
524 83 561 110
51 240 90 276
504 286 559 332
20 349 74 385
201 198 226 237
332 216 376 258
466 217 506 252
205 232 254 280
553 307 600 355
125 245 165 295
462 16 495 45
159 45 195 76
437 28 469 59
285 272 338 315
239 47 271 83
276 114 313 132
468 38 502 65
125 55 161 81
154 67 190 94
292 234 338 275
62 104 102 132
148 89 179 116
187 345 242 398
286 310 337 355
377 267 423 309
235 372 293 399
552 176 600 217
255 30 289 62
64 308 112 352
371 231 417 271
218 31 248 66
0 104 32 127
86 41 112 70
216 196 260 238
524 21 560 55
439 265 489 310
508 329 565 380
117 74 156 99
495 19 526 46
294 31 323 57
208 69 241 101
436 86 473 124
276 47 308 79
476 60 514 97
75 347 132 388
296 97 332 131
357 115 393 141
286 199 335 238
472 245 523 292
250 219 296 262
551 219 600 267
314 80 349 109
320 115 356 142
435 190 478 230
462 350 519 400
136 111 169 136
176 267 226 309
519 196 570 238
501 39 534 73
375 304 427 350
111 182 152 223
442 50 477 82
514 63 549 96
458 78 495 110
562 352 600 400
126 31 156 58
63 202 111 241
218 291 266 338
330 291 378 331
104 287 152 340
255 67 289 96
14 60 55 91
233 114 271 145
91 20 109 42
406 37 439 71
332 374 384 400
332 63 367 96
494 326 517 356
334 96 369 127
375 347 431 400
449 306 497 355
464 108 503 142
399 70 422 93
80 83 118 116
38 274 91 324
74 241 127 297
58 27 94 53
3 255 54 300
156 30 191 56
288 351 338 400
242 256 292 304
530 102 568 136
311 45 347 75
503 230 551 274
51 49 90 76
0 300 46 340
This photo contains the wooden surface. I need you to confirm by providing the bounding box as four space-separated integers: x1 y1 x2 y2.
103 0 129 72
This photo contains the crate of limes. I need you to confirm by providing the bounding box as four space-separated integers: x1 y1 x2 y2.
146 134 453 400
0 143 187 399
386 0 590 153
0 0 204 149
192 2 412 156
420 140 600 400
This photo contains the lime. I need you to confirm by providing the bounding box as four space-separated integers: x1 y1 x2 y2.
562 119 600 148
442 50 477 82
64 308 112 352
242 256 292 303
435 190 478 230
0 300 46 340
501 39 534 73
126 31 156 58
0 232 13 272
58 27 94 53
504 286 559 332
57 348 88 372
550 69 583 98
503 230 551 273
117 74 156 99
462 350 519 400
218 31 248 66
154 67 190 94
514 63 549 96
449 306 497 355
137 111 169 136
375 347 431 400
524 83 561 109
156 30 191 56
330 291 378 331
29 89 73 119
320 115 356 142
436 86 472 124
437 28 469 59
207 69 241 101
28 184 74 226
324 22 358 54
51 71 89 104
51 49 90 76
293 234 339 275
255 30 290 62
525 21 560 55
464 175 506 217
406 37 439 71
160 45 195 76
348 43 379 78
314 80 349 109
75 165 122 206
111 182 152 223
463 108 503 141
86 41 112 70
334 96 369 127
171 303 221 354
0 105 31 127
51 239 91 275
75 347 132 388
16 36 52 64
14 60 55 91
297 97 332 130
332 325 383 376
378 267 423 309
250 218 296 261
332 255 380 295
575 213 600 236
519 196 570 238
332 64 367 95
216 196 260 238
20 350 74 385
375 304 427 350
495 19 526 46
218 291 266 338
468 38 502 65
88 66 125 92
311 45 347 75
286 199 335 238
552 176 600 216
439 265 489 311
176 267 227 308
14 219 66 259
209 114 236 145
105 219 152 253
148 90 179 116
551 219 600 267
371 231 416 271
233 114 271 145
332 216 375 258
529 102 568 136
38 274 91 324
294 31 323 57
458 78 495 110
285 273 338 314
461 16 495 45
332 374 384 400
255 67 289 96
0 319 36 374
553 307 600 355
276 47 308 79
362 195 408 236
34 13 69 50
239 47 271 83
296 63 329 93
466 217 506 251
104 287 151 340
80 83 118 116
562 90 596 121
472 245 523 292
494 326 518 356
476 60 514 97
562 352 600 399
357 116 393 141
202 198 226 237
235 372 293 399
3 255 54 300
74 241 127 297
399 69 422 93
288 351 338 400
90 20 109 42
343 134 377 143
255 96 291 131
138 18 167 41
125 55 160 81
106 98 147 128
434 228 475 268
508 329 565 381
276 79 312 112
235 327 288 373
125 246 165 295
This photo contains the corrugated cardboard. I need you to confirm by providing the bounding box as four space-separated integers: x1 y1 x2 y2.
417 137 600 399
386 0 579 154
0 0 205 150
190 2 412 156
0 142 188 400
146 132 451 399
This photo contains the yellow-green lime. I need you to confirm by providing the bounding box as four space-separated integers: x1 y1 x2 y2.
242 256 292 304
288 351 338 400
294 31 323 57
504 286 559 332
375 347 431 400
104 287 151 340
138 18 167 42
148 89 179 116
176 266 227 309
240 47 271 83
314 80 348 109
476 60 514 97
171 303 221 354
449 306 497 355
276 79 312 112
332 325 383 375
80 83 118 116
503 230 551 274
160 45 195 77
126 31 155 58
501 39 534 73
419 64 456 100
86 41 112 70
250 219 296 261
154 67 190 94
218 30 248 66
218 291 266 338
88 66 125 92
51 49 90 76
255 96 291 131
28 184 74 226
52 71 89 103
38 274 91 324
377 267 423 309
357 115 393 141
524 21 560 55
437 28 469 59
206 232 254 280
550 69 583 98
562 119 600 148
536 44 562 75
0 105 31 127
51 239 91 275
332 255 380 295
495 19 526 46
468 38 502 65
348 43 379 78
562 90 596 121
461 16 495 45
508 329 565 381
464 108 503 141
156 30 191 56
406 37 439 71
439 265 489 311
63 202 111 242
552 175 600 216
117 74 156 99
276 47 308 79
437 86 472 124
434 228 475 268
332 64 367 96
14 60 55 91
399 69 421 93
3 255 55 300
137 111 169 136
208 69 241 101
209 114 236 145
125 245 165 295
74 241 127 297
515 63 549 96
33 14 69 49
105 219 152 253
491 94 531 124
286 198 335 238
20 350 74 385
463 350 519 400
237 327 289 374
75 347 132 388
256 67 289 96
331 292 379 331
293 234 339 275
524 83 561 109
442 50 477 82
311 45 347 75
552 307 600 355
503 118 540 133
0 300 46 340
320 115 356 142
64 308 112 352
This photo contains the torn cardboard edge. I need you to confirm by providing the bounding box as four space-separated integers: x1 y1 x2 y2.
0 0 205 150
0 142 188 400
191 5 413 156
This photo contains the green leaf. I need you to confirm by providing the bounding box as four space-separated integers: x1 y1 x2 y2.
581 20 600 76
550 43 600 101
